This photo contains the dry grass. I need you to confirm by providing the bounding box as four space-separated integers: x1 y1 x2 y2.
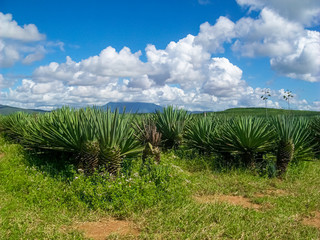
73 217 140 240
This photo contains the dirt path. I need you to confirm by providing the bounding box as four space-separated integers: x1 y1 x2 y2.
193 194 261 210
73 218 140 240
302 212 320 229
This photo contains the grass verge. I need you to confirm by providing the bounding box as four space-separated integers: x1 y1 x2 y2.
0 137 319 239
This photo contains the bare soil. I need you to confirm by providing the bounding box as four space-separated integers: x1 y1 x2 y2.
0 153 4 159
254 189 288 198
193 194 261 209
74 218 140 240
302 212 320 229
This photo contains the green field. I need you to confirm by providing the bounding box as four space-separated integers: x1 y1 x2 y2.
216 107 320 117
0 107 319 239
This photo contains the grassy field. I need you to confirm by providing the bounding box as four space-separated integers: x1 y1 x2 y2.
0 136 319 239
215 107 320 117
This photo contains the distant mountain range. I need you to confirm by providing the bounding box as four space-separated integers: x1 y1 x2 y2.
0 103 319 116
102 102 163 113
0 105 47 115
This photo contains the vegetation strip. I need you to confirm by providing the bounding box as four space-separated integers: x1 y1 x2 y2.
0 107 319 239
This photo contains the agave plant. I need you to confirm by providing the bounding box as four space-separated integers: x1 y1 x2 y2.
270 116 314 177
0 112 31 141
216 116 275 167
89 107 143 175
184 115 218 154
155 106 190 149
133 115 162 164
2 107 143 175
310 116 320 157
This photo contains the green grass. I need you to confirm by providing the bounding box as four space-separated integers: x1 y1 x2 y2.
0 137 320 239
215 107 320 117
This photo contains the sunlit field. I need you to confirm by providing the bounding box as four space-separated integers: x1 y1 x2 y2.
0 107 319 239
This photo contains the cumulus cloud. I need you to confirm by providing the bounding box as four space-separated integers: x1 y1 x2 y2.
33 46 148 86
270 30 320 82
230 8 320 82
202 57 246 97
195 16 235 53
0 12 45 41
1 4 319 111
0 74 14 88
236 0 320 27
0 12 63 67
232 8 304 57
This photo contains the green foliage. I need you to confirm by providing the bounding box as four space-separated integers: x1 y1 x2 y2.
0 107 143 175
0 136 320 239
310 116 320 156
155 106 190 149
184 115 218 154
270 116 314 161
216 116 275 166
216 107 320 117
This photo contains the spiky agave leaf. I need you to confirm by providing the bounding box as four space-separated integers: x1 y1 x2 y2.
184 115 218 154
133 115 161 147
133 115 162 163
37 107 96 152
216 116 275 166
155 106 190 149
0 112 31 141
310 116 320 156
270 116 314 176
89 108 143 174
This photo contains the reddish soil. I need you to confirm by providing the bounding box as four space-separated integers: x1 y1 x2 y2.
193 194 261 210
302 212 320 229
74 218 140 240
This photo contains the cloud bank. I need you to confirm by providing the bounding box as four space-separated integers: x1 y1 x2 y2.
1 0 319 111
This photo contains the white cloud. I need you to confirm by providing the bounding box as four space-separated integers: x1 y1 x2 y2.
0 12 45 41
0 40 20 67
0 74 14 88
270 30 320 82
232 8 304 57
33 46 147 86
195 16 235 53
236 0 320 27
0 12 62 68
202 57 246 97
81 47 148 77
230 8 320 82
1 6 319 111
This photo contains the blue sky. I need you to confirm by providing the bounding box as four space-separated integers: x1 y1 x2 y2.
0 0 319 111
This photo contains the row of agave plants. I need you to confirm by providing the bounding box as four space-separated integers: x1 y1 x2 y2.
137 106 319 177
0 106 319 177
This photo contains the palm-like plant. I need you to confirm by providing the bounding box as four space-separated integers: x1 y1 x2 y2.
270 116 314 177
216 116 275 167
155 106 190 149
